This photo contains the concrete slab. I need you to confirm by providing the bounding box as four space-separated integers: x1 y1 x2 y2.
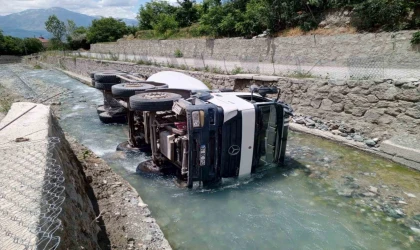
229 73 257 80
381 140 420 164
0 102 50 142
0 102 51 249
391 155 420 171
253 75 280 82
57 68 92 86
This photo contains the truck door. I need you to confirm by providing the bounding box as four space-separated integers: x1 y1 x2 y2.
253 103 289 169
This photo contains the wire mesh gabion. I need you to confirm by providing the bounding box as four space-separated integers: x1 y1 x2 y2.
347 56 385 80
0 137 65 250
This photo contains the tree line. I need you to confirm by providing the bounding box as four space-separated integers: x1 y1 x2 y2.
0 30 44 55
4 0 418 54
44 15 137 50
137 0 420 38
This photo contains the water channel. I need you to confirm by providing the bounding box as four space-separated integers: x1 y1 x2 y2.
3 65 419 250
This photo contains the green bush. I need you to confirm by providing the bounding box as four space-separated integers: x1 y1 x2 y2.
411 31 420 45
152 13 179 36
134 0 418 39
174 49 183 57
0 30 44 55
87 17 128 43
351 0 411 31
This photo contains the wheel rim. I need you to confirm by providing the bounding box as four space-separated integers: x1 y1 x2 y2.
124 83 146 88
142 92 169 99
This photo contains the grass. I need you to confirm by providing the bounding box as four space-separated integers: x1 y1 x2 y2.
203 80 213 89
135 25 207 40
0 85 13 113
286 70 315 78
231 66 243 75
33 64 42 69
210 66 223 74
136 59 154 66
276 26 357 37
174 49 183 58
133 25 359 41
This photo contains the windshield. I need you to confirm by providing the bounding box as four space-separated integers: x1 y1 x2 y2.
254 104 278 166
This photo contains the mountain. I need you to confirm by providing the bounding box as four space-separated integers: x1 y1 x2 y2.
0 7 138 38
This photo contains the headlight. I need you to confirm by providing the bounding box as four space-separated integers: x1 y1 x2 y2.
192 111 201 127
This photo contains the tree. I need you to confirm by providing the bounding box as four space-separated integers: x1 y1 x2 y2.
137 0 177 30
175 0 200 27
45 15 66 41
67 26 89 50
352 0 412 31
235 0 267 37
0 29 4 52
66 20 77 38
66 20 90 50
152 13 179 36
1 35 22 55
23 38 44 54
87 17 128 44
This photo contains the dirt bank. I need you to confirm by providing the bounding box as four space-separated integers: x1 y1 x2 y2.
64 132 171 249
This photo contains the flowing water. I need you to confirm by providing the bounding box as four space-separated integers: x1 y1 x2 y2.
3 66 419 250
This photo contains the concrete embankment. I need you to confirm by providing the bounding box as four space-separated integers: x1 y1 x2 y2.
0 102 171 249
0 102 100 249
89 31 420 69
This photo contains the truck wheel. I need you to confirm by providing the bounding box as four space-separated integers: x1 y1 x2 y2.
90 70 123 79
94 72 124 83
129 92 182 111
116 141 141 153
137 160 162 174
97 105 106 114
98 112 126 124
111 83 156 97
95 81 120 91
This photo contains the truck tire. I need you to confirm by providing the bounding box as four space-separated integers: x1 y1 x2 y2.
95 81 119 91
129 92 182 111
98 112 126 124
94 72 124 83
97 105 106 114
116 141 141 153
111 83 156 97
90 70 123 79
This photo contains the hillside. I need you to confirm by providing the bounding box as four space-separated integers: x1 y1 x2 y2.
0 7 137 38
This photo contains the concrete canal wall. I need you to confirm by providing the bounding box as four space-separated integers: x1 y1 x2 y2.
89 31 420 68
0 102 100 249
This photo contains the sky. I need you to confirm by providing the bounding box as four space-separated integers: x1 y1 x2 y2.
0 0 177 19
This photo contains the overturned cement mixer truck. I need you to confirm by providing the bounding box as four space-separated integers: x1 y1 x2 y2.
95 71 294 188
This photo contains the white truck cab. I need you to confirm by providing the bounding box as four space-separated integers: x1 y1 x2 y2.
108 71 293 188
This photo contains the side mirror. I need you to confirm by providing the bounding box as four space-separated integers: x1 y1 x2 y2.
258 86 278 97
249 84 259 92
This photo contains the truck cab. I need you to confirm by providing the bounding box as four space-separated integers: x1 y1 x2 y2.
184 92 292 187
117 71 293 188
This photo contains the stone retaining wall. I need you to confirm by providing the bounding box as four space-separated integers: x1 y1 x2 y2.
25 56 420 140
90 31 420 68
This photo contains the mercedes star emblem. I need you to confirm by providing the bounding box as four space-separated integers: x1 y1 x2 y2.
228 145 241 156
